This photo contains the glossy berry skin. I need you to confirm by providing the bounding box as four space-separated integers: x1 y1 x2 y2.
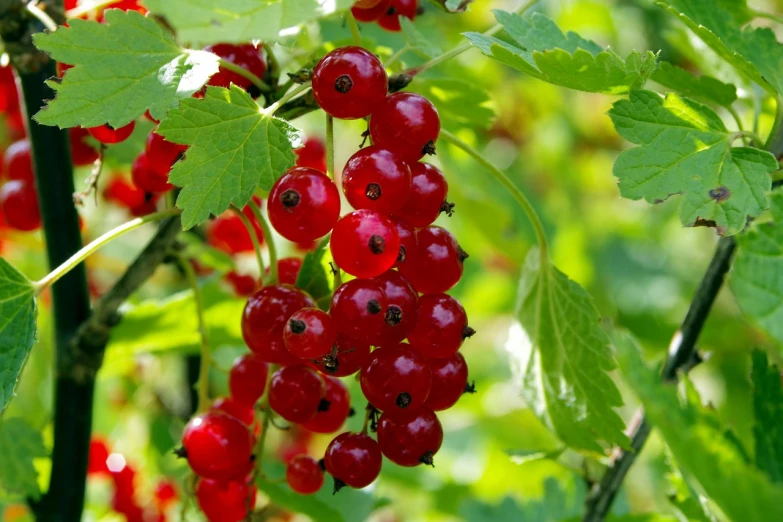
211 396 256 426
324 433 382 489
145 131 187 177
395 162 449 228
204 43 266 90
286 455 324 495
268 167 340 243
330 279 388 344
242 285 316 353
229 353 269 406
377 407 443 466
131 152 172 193
196 478 256 522
277 257 303 285
69 128 100 166
330 209 400 278
302 376 351 433
248 334 301 366
342 145 411 214
360 344 431 413
207 210 264 254
399 226 465 293
370 93 440 162
390 216 417 270
0 180 41 231
295 137 327 172
407 293 470 358
87 122 135 144
284 308 336 359
3 140 33 182
311 334 371 377
377 0 418 31
351 0 391 22
269 365 325 423
181 411 255 481
425 352 469 411
312 47 388 120
373 270 418 345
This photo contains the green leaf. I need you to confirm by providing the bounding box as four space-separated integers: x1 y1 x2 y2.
505 447 565 465
464 11 657 94
651 61 737 107
615 332 783 522
400 18 442 58
751 350 783 483
513 249 628 452
33 10 219 127
460 478 584 522
0 417 47 499
409 78 495 129
666 457 717 522
156 85 300 229
0 259 36 414
658 0 783 95
608 90 776 235
143 0 353 47
295 239 334 310
730 192 783 342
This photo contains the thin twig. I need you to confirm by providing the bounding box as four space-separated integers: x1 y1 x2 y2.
177 252 211 413
73 144 105 206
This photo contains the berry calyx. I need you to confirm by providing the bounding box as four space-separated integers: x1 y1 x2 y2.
311 334 371 377
268 167 341 243
424 353 469 411
377 0 418 31
369 93 440 162
284 308 337 359
330 209 401 278
373 270 419 344
181 411 255 481
360 344 431 413
302 376 351 433
394 162 450 228
324 433 382 490
87 122 136 145
204 43 266 91
286 455 325 495
195 477 256 522
399 226 466 293
312 47 388 120
377 407 443 466
330 279 388 343
269 365 326 424
131 152 172 193
242 284 316 353
342 145 412 214
407 293 470 359
0 180 41 231
229 353 270 406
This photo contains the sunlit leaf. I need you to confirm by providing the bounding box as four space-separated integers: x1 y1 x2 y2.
0 259 36 414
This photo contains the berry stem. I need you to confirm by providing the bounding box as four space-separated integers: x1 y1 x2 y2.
215 58 272 93
177 253 212 413
439 129 548 260
26 2 58 32
266 82 312 115
346 11 362 46
248 199 278 284
262 42 281 89
326 114 335 179
385 45 411 68
253 365 277 482
230 204 266 279
33 208 181 295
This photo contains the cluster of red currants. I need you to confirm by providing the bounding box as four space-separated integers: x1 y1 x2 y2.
351 0 418 32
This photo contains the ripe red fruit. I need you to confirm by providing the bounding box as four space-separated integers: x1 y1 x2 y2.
196 477 256 522
370 93 440 162
145 131 187 177
87 438 110 476
295 137 327 172
207 210 264 254
302 376 351 433
268 167 340 243
229 353 269 406
360 344 432 413
312 47 388 120
377 407 443 466
181 411 254 481
377 0 418 31
153 479 178 509
276 257 303 285
225 271 257 297
330 279 388 343
324 433 382 490
211 396 256 426
390 215 416 270
284 308 336 359
131 152 172 193
247 334 302 366
311 334 371 377
87 122 135 145
204 43 266 90
342 145 411 214
69 128 100 166
129 194 160 217
351 0 391 22
268 365 325 423
0 180 41 231
103 175 146 210
286 455 324 495
242 284 316 352
3 140 33 182
425 352 469 411
407 293 472 358
395 162 450 228
373 270 418 344
399 226 466 293
330 209 400 278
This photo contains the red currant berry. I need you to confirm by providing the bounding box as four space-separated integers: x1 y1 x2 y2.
377 0 417 31
211 396 256 426
248 334 302 366
377 407 442 466
229 353 269 406
269 365 325 423
302 376 351 433
330 209 400 278
425 352 469 411
395 162 451 227
103 175 146 210
129 194 161 217
145 131 187 177
330 279 388 343
369 93 440 162
0 66 18 114
286 455 324 495
373 270 418 344
268 167 340 243
87 122 135 145
225 271 257 297
324 433 382 490
342 145 411 214
0 180 40 231
242 284 316 351
196 477 256 522
276 257 303 285
131 152 172 193
354 0 385 7
311 334 371 377
278 426 314 464
399 226 466 293
207 211 264 254
3 140 33 182
351 0 391 21
87 438 110 476
360 344 431 413
295 137 327 172
204 43 266 91
181 411 254 481
153 479 178 509
284 308 336 360
69 128 100 167
390 215 416 270
312 47 388 120
407 293 472 358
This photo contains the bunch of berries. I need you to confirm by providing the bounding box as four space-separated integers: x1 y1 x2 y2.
351 0 418 32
